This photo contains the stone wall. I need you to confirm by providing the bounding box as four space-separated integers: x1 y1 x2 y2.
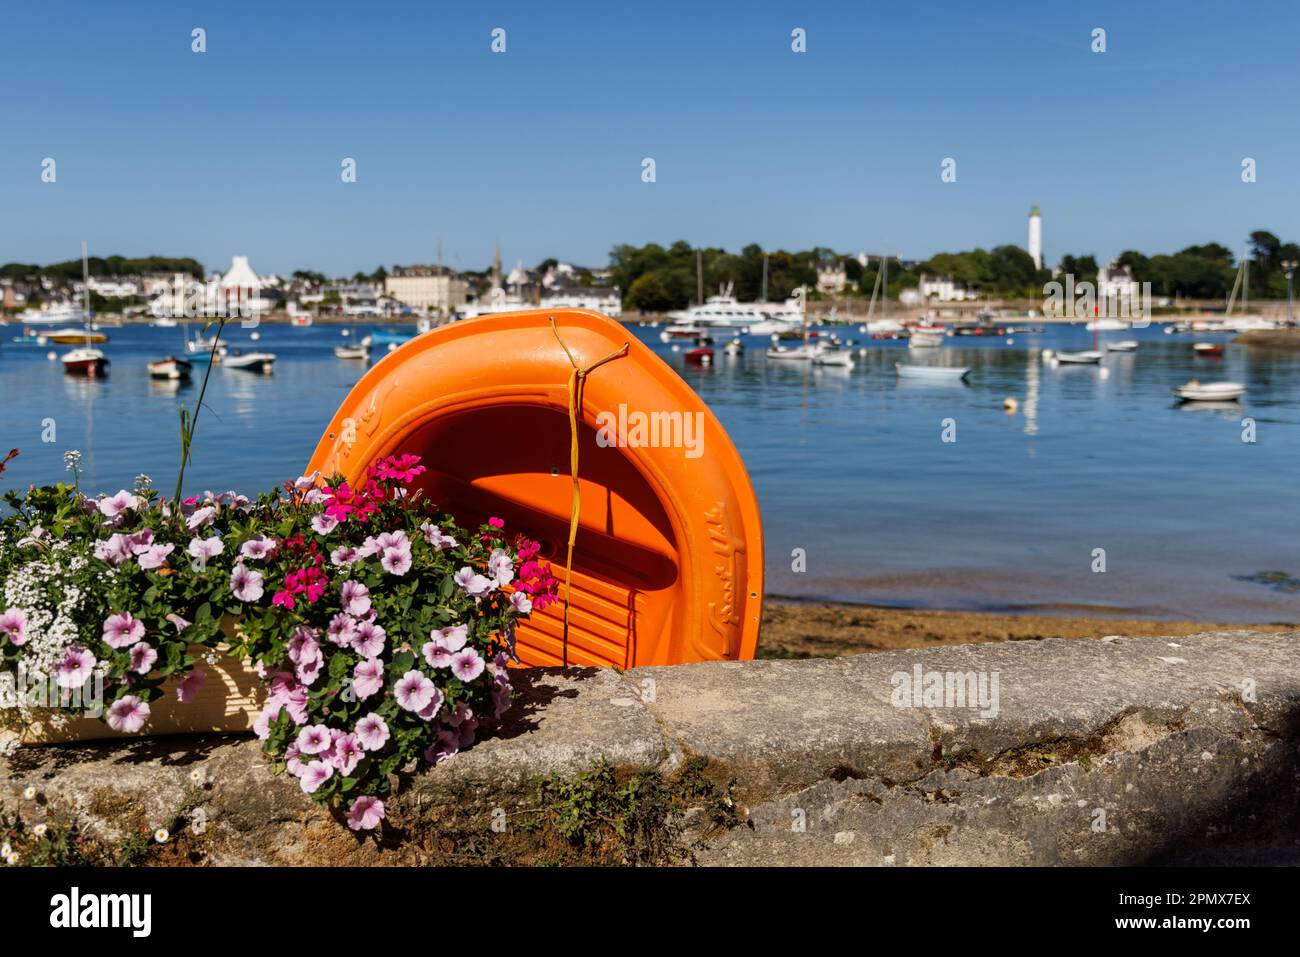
3 630 1298 865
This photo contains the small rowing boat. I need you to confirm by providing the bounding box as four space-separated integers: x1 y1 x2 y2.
684 346 714 365
224 350 277 373
334 344 370 360
1055 350 1104 364
896 363 969 381
1106 340 1139 352
1193 342 1225 357
48 328 108 345
1173 380 1244 402
148 356 193 380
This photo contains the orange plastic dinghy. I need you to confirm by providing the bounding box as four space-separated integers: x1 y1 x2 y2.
306 309 763 668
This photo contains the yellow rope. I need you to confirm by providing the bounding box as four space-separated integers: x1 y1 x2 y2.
549 317 629 667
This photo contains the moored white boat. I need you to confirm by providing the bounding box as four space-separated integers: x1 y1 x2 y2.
61 347 109 377
1055 350 1104 364
147 356 193 380
1106 340 1139 352
334 344 370 360
766 343 821 361
224 350 277 373
895 363 969 381
1173 380 1244 402
813 349 854 367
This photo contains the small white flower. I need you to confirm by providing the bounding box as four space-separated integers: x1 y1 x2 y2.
0 843 11 857
22 786 36 800
4 852 17 865
32 824 47 837
190 768 208 785
154 828 169 844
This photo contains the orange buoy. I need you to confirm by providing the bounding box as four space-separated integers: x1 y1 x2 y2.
306 309 764 669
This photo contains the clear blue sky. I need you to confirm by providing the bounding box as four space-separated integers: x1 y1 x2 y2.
2 0 1296 276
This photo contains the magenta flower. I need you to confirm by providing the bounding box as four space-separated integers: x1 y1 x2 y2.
381 546 411 576
128 641 157 675
137 543 175 570
353 657 385 700
355 713 390 751
296 724 333 755
239 535 277 561
346 795 385 831
450 648 485 682
106 695 150 733
0 608 28 647
488 516 505 529
102 611 145 649
394 670 436 713
340 580 371 616
176 669 205 703
330 733 364 776
97 490 140 518
299 760 333 794
352 620 386 658
230 563 264 602
55 647 96 688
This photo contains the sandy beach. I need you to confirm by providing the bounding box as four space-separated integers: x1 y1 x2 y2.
756 599 1296 659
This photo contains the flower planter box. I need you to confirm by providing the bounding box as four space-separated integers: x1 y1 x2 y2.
17 640 264 746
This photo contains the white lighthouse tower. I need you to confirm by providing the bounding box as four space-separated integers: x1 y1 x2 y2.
1028 205 1042 270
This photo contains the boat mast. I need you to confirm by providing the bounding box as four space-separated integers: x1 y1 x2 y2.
761 253 769 303
81 240 90 326
696 249 703 306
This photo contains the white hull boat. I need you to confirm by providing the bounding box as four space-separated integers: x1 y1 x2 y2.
334 344 370 360
813 350 854 367
62 347 109 377
766 344 821 361
1106 340 1139 352
1173 381 1244 402
1056 350 1104 364
224 351 277 373
896 363 969 381
148 356 193 380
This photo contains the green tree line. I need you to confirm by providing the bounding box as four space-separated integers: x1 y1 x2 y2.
613 230 1300 310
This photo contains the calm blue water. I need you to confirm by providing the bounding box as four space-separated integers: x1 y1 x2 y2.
3 320 1298 622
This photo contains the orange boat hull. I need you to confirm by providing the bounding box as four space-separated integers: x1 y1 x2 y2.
306 309 764 668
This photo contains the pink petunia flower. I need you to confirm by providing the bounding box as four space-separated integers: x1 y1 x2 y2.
450 648 485 682
93 533 133 566
230 563 264 602
353 657 385 700
394 670 436 713
176 669 205 704
509 591 533 615
97 490 140 518
436 624 468 652
454 566 493 597
416 686 445 721
422 639 452 669
186 505 217 530
311 513 339 535
381 546 411 576
102 611 146 649
488 549 515 586
239 535 277 561
299 760 333 794
327 612 357 648
128 641 157 675
55 647 96 688
340 580 371 617
0 608 29 646
296 724 333 755
187 535 224 562
106 695 150 733
346 795 385 831
137 543 175 570
355 713 390 751
330 733 364 776
352 620 386 658
330 545 360 566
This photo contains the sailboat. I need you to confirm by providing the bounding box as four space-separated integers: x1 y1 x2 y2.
766 285 822 360
61 243 109 377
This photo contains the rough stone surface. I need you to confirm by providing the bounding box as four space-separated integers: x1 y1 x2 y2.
3 631 1298 865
